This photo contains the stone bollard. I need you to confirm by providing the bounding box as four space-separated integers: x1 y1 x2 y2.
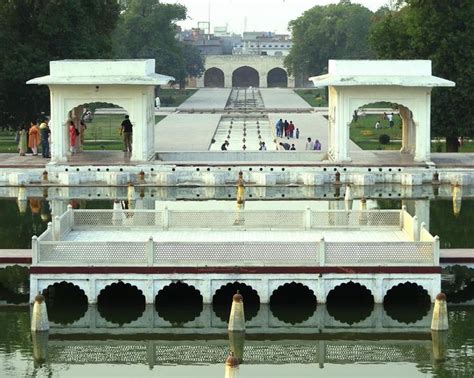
431 292 449 331
228 291 245 332
31 294 49 332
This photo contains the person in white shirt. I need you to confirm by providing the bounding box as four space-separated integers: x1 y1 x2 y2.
305 137 314 150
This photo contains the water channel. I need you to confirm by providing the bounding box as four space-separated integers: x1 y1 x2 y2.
1 185 473 376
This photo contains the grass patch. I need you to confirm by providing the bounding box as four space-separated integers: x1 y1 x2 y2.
158 88 197 107
294 89 328 107
350 114 402 150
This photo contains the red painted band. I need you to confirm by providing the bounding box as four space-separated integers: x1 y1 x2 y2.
29 266 442 274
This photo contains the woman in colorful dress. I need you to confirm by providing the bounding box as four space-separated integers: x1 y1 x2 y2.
28 121 40 156
68 120 77 155
18 126 28 156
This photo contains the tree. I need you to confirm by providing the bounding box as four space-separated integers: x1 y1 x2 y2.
113 0 204 88
0 0 120 129
369 1 474 151
285 0 375 80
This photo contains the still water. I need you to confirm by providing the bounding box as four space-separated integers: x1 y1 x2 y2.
0 306 473 377
1 187 473 376
1 195 474 249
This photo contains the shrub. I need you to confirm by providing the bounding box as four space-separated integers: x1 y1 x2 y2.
379 134 390 144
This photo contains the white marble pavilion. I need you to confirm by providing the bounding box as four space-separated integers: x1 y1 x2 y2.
310 60 455 162
27 59 174 162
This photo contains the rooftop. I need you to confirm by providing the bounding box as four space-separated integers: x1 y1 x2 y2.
310 60 455 88
27 59 174 86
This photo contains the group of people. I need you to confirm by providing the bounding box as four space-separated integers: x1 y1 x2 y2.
375 112 395 129
305 137 322 151
17 119 51 158
275 119 299 139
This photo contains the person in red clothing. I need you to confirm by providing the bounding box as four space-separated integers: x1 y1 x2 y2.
68 120 77 155
289 121 295 138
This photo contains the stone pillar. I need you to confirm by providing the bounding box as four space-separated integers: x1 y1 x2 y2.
49 87 68 163
260 71 267 88
399 105 412 153
328 87 350 162
415 199 430 231
414 91 431 162
130 87 154 161
224 74 232 88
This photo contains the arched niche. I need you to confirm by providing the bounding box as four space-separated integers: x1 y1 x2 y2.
204 67 225 87
232 66 260 87
267 67 288 88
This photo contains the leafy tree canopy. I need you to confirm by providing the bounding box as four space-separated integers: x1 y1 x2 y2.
0 0 120 128
113 0 204 87
285 0 375 78
369 0 474 148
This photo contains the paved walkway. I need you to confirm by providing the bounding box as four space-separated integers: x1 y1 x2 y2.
155 114 221 151
178 88 231 110
260 88 312 109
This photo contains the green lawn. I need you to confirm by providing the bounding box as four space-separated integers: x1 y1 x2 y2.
158 88 197 107
350 114 403 150
294 89 328 107
350 114 474 152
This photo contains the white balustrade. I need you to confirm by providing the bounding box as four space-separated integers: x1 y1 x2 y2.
33 208 439 267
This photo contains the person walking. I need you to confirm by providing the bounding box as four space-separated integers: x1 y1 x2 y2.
314 139 322 150
305 137 314 150
275 119 283 138
28 121 40 156
18 126 28 156
68 120 77 154
120 115 133 153
39 119 51 158
289 121 295 138
295 128 300 139
284 120 289 138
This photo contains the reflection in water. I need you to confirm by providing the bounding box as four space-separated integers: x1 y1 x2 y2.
452 184 462 217
97 282 146 325
228 331 245 363
326 282 374 324
43 282 88 325
31 331 49 368
213 282 260 321
0 307 472 376
0 266 29 304
155 282 203 325
270 282 317 324
383 282 431 324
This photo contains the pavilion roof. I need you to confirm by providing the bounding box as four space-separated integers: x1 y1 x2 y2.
27 59 174 86
309 60 455 88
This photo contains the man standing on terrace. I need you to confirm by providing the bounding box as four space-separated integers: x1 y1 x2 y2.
120 115 133 153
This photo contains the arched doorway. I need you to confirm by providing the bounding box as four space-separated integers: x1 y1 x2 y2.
204 67 225 87
267 68 288 88
232 66 259 87
67 102 129 154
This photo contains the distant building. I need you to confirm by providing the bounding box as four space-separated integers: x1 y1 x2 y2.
233 32 292 56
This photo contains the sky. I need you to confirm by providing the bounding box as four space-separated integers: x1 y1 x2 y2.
162 0 389 34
